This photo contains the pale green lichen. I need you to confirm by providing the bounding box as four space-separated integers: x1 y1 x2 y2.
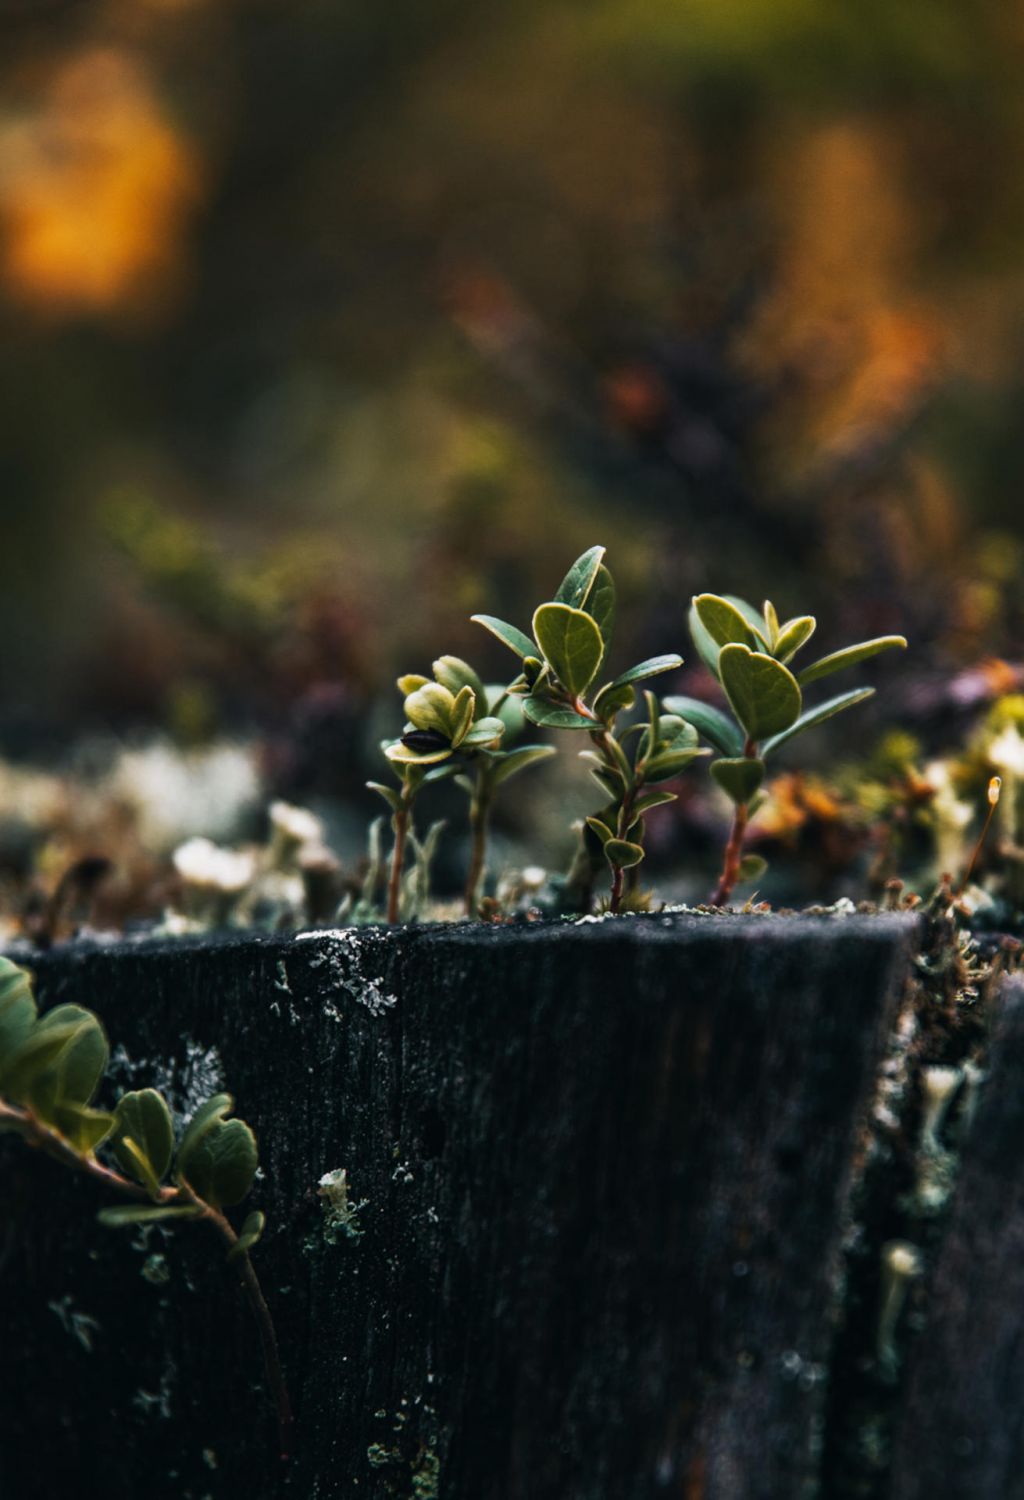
412 1447 441 1498
316 1168 366 1245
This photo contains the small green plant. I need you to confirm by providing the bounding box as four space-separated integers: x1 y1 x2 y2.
369 657 554 920
473 545 705 912
0 957 291 1455
665 593 907 906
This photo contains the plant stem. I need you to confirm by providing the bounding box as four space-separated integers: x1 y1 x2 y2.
3 1099 292 1460
185 1190 294 1460
463 772 493 917
386 803 410 925
590 721 638 915
711 737 757 907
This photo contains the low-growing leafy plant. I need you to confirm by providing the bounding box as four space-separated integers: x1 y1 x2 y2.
0 956 291 1455
473 545 705 911
665 594 907 906
369 657 554 919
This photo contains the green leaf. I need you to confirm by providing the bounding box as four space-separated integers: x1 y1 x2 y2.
797 635 908 687
1 1021 86 1104
603 838 645 869
34 1005 108 1107
385 741 452 767
654 715 700 751
458 716 506 748
688 601 724 678
176 1092 233 1171
761 687 875 755
643 748 705 783
661 696 744 758
609 655 684 691
718 644 802 741
116 1137 164 1200
762 600 780 649
693 594 767 651
113 1089 174 1188
588 767 624 799
367 781 402 813
738 854 768 884
489 745 557 786
178 1116 258 1208
50 1101 115 1156
710 756 766 805
0 960 38 1086
774 616 816 662
227 1209 266 1262
396 673 429 696
521 697 596 731
470 614 535 660
592 681 636 723
585 816 613 846
532 603 604 696
553 545 606 608
432 655 487 709
403 682 457 737
448 685 476 747
584 564 616 651
631 789 677 816
97 1204 202 1227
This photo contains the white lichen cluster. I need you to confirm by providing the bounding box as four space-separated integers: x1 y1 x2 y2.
296 928 398 1018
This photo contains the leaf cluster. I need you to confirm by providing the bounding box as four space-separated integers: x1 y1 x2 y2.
664 593 906 890
0 957 262 1234
474 546 703 897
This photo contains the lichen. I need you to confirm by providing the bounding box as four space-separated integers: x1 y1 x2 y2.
315 1167 366 1245
48 1295 100 1352
412 1447 441 1498
296 927 398 1018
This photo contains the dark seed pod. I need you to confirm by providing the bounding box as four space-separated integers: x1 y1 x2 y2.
400 729 451 753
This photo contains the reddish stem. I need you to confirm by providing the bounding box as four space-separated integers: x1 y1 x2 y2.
710 737 757 907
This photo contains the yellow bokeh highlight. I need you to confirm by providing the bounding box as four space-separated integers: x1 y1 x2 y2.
0 48 202 319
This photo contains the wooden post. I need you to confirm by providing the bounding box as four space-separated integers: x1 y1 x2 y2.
888 974 1024 1500
0 914 918 1499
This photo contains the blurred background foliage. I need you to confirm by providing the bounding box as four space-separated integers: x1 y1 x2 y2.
1 0 1023 910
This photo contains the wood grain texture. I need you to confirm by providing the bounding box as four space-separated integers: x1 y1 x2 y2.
888 974 1024 1500
0 913 918 1500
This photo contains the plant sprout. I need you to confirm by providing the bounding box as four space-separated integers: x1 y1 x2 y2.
369 656 554 920
0 957 290 1455
665 593 907 906
473 545 705 912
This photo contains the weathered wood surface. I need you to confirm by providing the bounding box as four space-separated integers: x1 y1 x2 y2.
888 973 1024 1500
0 913 918 1500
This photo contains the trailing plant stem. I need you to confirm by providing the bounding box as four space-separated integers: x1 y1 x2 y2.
182 1187 294 1460
1 1098 292 1459
711 736 757 907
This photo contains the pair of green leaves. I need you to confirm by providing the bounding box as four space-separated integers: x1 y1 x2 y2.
473 546 683 728
666 593 906 807
103 1088 259 1225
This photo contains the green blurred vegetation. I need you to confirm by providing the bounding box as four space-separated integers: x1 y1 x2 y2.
1 0 1022 739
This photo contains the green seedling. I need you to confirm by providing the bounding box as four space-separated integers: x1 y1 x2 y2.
0 957 290 1457
665 593 907 906
370 657 554 920
473 545 705 912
